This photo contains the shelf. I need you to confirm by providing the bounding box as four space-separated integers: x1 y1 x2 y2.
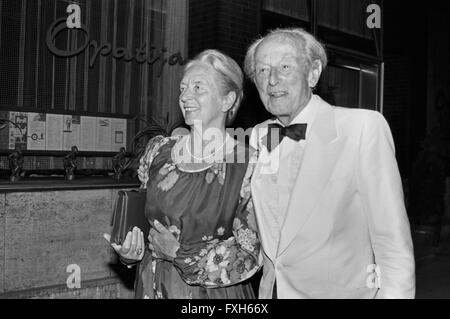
0 149 134 157
0 176 140 193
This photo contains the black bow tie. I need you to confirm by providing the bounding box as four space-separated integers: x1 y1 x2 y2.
265 123 307 152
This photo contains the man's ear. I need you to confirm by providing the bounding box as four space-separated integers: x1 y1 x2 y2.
308 60 322 88
222 91 237 112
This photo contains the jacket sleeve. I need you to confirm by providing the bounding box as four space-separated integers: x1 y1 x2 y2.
357 111 415 299
173 150 262 287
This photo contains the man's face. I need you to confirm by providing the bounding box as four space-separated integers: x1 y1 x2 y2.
254 36 312 124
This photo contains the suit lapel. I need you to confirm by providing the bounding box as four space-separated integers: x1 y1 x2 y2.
277 98 346 256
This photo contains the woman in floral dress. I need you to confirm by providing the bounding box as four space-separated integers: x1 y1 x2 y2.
107 49 261 299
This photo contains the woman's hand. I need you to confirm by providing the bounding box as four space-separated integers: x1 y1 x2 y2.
104 226 145 261
148 220 180 261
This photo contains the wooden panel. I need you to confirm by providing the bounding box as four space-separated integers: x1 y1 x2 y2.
0 0 187 159
160 0 187 130
97 0 110 113
4 189 117 291
0 194 5 293
122 0 135 115
0 0 21 108
0 0 183 117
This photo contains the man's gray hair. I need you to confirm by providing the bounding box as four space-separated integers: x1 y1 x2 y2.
244 28 328 81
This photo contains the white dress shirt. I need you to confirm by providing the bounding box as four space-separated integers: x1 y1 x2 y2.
251 94 320 254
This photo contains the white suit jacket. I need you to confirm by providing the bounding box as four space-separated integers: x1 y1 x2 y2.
250 95 415 299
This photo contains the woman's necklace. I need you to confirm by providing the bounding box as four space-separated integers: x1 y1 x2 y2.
185 133 230 162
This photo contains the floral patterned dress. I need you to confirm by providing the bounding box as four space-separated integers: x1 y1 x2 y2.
134 135 261 299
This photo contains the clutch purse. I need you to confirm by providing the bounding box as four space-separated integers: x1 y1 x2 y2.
110 189 149 245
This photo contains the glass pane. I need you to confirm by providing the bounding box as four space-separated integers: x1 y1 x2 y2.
360 64 379 110
317 65 359 108
316 0 378 39
263 0 309 21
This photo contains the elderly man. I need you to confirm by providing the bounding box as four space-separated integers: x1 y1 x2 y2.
244 28 415 299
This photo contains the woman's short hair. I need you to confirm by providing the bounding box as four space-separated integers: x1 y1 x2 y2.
244 28 327 82
184 49 243 126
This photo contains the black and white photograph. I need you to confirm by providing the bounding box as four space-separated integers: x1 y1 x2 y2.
0 0 449 305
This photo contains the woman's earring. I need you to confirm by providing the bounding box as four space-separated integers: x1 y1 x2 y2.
227 109 234 120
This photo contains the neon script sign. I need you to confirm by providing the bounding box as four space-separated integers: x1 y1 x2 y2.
46 5 186 77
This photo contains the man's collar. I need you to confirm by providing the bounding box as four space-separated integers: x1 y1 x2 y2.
260 94 336 148
269 94 320 135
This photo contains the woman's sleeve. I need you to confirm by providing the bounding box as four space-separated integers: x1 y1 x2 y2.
138 135 166 189
173 149 262 288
